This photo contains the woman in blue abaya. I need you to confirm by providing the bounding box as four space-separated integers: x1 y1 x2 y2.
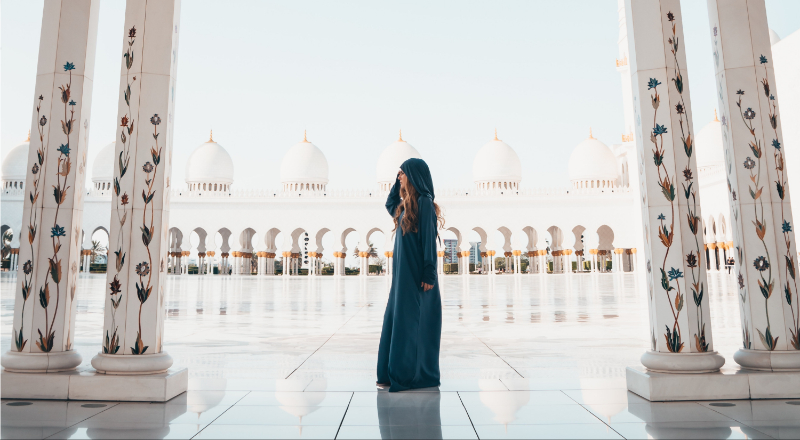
377 158 444 392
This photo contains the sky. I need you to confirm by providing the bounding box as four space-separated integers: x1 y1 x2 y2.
2 0 800 192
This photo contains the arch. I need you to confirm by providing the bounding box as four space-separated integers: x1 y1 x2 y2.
597 225 615 251
314 228 330 253
192 227 208 253
546 226 564 250
339 228 357 253
717 213 727 238
472 227 489 252
497 226 513 252
169 227 185 252
239 228 257 252
571 225 586 251
215 228 232 253
264 228 281 252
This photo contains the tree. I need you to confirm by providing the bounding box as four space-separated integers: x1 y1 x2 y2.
91 240 107 264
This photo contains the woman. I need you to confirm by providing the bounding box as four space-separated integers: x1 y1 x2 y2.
377 158 444 392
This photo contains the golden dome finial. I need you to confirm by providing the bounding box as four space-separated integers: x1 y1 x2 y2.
303 130 309 143
588 127 595 139
27 130 31 142
494 128 499 141
714 109 719 122
208 130 214 142
398 129 403 142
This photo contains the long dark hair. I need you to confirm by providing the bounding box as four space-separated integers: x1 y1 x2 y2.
393 178 445 235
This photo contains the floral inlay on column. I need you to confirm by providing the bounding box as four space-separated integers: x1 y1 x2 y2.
648 74 686 352
666 12 707 352
14 96 49 352
37 62 76 352
104 26 137 355
131 113 162 355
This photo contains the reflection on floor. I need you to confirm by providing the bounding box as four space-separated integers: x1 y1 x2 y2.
2 272 798 439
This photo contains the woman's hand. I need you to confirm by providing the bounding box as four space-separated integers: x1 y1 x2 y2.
421 282 433 292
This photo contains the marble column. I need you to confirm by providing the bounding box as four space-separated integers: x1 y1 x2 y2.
625 0 723 371
92 0 181 375
708 0 800 368
2 0 100 373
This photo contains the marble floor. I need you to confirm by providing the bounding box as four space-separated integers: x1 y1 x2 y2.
2 271 799 439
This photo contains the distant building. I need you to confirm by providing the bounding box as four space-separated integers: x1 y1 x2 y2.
469 242 482 264
444 239 458 264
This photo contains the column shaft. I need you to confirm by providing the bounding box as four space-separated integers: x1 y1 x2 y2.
4 0 100 372
625 0 722 370
708 0 800 366
93 0 181 374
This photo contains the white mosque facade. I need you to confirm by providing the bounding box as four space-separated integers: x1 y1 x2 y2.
2 23 799 280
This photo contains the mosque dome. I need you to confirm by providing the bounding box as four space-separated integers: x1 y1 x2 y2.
770 28 781 46
695 112 724 170
185 131 234 192
473 131 522 191
568 131 619 190
280 132 329 192
91 141 115 191
376 131 422 191
2 135 30 190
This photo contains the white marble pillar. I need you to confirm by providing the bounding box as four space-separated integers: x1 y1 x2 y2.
708 0 800 368
91 0 181 375
625 0 723 372
2 0 100 373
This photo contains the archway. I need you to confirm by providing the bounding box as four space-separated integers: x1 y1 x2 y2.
597 225 615 273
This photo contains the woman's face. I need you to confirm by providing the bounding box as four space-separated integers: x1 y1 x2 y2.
398 169 407 188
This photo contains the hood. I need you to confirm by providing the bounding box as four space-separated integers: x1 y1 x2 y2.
400 158 435 201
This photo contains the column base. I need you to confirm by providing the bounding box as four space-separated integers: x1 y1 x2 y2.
1 367 187 401
640 350 725 373
734 348 800 371
1 350 82 373
91 351 173 375
627 365 800 401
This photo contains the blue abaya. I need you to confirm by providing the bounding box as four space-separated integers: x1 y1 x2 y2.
377 158 442 392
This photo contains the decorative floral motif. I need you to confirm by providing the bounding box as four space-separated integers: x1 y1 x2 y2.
131 112 163 355
105 25 138 356
653 11 707 353
16 93 50 352
35 61 77 353
756 56 800 350
733 58 790 351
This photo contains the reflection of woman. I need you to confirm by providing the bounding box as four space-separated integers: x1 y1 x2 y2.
377 158 444 392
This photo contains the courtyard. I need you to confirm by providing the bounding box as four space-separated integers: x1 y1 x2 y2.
2 272 798 439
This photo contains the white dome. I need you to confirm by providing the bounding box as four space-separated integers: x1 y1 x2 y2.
376 132 422 190
695 114 724 169
472 133 522 189
568 134 619 188
280 133 329 190
2 139 30 183
92 142 116 183
770 28 781 46
185 134 234 186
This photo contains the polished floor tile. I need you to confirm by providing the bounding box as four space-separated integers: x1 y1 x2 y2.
473 422 625 439
586 402 739 424
2 272 796 438
336 425 479 439
466 403 602 425
194 424 340 439
45 423 204 439
609 421 775 439
341 405 473 426
235 391 352 407
348 391 464 408
211 405 348 426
